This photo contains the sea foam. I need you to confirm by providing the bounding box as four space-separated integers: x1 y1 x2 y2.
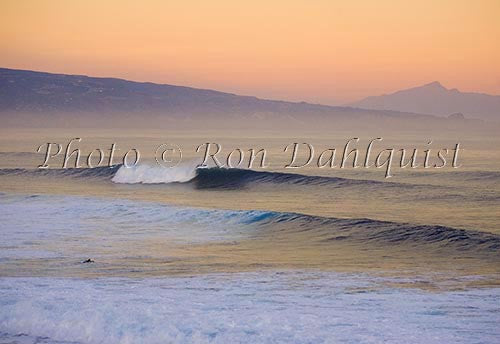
111 163 198 184
1 273 499 344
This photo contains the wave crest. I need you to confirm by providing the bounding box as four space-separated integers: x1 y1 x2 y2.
111 164 197 184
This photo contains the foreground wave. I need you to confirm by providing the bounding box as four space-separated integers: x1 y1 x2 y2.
1 273 499 344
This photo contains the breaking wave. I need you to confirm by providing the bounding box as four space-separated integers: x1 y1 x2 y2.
112 164 197 184
0 165 401 189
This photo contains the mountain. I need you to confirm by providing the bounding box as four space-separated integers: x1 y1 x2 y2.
0 68 488 130
349 82 500 121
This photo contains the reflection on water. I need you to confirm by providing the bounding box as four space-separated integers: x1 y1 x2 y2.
0 193 498 284
0 131 499 343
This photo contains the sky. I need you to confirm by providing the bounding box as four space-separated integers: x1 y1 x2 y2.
1 0 499 104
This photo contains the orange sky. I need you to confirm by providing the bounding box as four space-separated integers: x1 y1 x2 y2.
1 0 499 104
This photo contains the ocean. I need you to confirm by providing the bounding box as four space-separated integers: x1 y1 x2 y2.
0 131 499 343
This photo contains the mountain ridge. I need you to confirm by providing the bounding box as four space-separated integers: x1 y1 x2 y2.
349 82 500 121
0 67 492 131
0 67 347 114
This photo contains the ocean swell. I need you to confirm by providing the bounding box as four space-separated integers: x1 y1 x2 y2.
0 165 440 190
1 193 499 253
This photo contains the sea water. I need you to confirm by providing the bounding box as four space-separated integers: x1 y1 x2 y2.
0 132 499 343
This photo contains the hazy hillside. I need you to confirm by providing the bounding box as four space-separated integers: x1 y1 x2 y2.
0 68 490 131
349 82 500 122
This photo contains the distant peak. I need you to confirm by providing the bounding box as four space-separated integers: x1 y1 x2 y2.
422 81 445 89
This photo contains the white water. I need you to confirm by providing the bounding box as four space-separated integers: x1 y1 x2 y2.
1 272 499 344
111 164 198 184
